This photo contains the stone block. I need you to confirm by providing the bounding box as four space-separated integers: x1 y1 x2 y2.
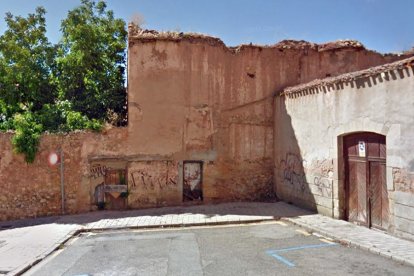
394 203 414 221
316 204 333 217
394 191 414 207
386 166 394 191
313 194 334 209
394 216 414 235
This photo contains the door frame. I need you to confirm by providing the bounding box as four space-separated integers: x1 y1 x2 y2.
342 132 387 229
331 119 398 221
182 160 203 202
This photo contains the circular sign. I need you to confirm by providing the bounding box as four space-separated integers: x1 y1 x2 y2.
48 152 59 166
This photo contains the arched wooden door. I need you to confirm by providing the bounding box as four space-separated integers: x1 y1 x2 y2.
344 132 388 230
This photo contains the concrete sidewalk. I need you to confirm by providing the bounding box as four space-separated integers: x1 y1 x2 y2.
0 202 308 275
285 214 414 266
1 202 414 275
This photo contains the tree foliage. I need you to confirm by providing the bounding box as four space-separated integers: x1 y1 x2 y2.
57 0 127 124
0 7 56 117
11 112 42 163
0 0 126 162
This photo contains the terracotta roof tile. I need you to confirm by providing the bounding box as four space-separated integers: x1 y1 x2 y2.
281 56 414 96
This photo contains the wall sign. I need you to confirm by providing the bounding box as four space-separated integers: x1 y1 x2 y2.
358 141 366 157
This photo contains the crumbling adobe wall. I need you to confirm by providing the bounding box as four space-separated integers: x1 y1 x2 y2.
1 27 412 221
0 128 127 221
127 160 180 208
127 25 410 202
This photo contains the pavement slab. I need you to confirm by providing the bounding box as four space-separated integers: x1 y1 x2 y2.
285 214 414 266
0 223 80 275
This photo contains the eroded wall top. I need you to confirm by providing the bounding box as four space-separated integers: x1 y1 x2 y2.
128 23 404 55
127 24 413 158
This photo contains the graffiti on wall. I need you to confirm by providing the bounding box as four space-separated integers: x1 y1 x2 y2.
90 164 108 179
313 176 332 197
129 170 177 190
279 153 333 197
129 161 178 191
280 153 307 192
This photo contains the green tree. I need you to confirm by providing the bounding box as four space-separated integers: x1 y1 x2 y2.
0 3 117 163
57 0 127 125
0 7 57 121
0 7 56 162
11 112 43 163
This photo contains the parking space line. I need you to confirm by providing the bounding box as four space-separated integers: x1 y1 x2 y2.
267 243 338 267
319 238 335 244
269 253 296 267
295 229 311 236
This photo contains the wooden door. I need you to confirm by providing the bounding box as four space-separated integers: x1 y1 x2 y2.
369 161 388 229
104 170 127 210
344 133 388 229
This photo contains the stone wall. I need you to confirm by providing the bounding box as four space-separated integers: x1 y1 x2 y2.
0 128 128 221
274 59 414 239
1 26 412 221
393 170 414 240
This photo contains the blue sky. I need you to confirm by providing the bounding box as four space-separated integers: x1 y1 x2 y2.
0 0 413 53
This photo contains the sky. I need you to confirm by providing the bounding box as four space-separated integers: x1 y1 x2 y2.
0 0 413 53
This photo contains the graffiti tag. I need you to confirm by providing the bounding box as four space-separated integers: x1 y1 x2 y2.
129 170 177 191
90 164 108 179
280 153 307 192
313 176 332 197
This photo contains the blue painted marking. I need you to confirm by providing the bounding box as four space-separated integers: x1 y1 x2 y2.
267 242 337 254
270 253 296 267
266 243 338 268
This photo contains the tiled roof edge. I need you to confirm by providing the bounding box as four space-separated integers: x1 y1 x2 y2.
281 56 414 96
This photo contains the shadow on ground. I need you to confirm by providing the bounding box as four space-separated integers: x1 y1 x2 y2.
0 201 313 230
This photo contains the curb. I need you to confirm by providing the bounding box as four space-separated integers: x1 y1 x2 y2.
13 218 278 275
281 217 414 267
13 228 82 276
81 218 278 232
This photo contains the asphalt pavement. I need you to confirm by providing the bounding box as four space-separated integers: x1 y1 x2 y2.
1 202 414 275
0 202 307 275
26 222 414 276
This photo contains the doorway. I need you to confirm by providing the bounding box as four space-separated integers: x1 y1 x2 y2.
104 169 128 210
183 161 203 201
344 132 388 230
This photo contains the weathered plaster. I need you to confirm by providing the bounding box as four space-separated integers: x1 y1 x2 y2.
275 61 414 238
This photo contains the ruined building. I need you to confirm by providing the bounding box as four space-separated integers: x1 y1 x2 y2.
1 24 414 240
